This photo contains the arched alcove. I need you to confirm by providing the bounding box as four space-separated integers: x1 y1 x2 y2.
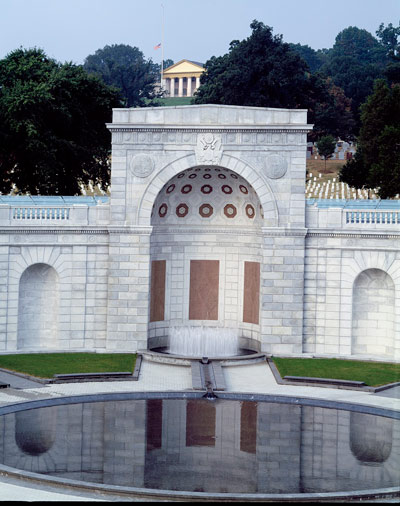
148 166 263 354
17 263 60 350
352 269 395 357
137 153 278 227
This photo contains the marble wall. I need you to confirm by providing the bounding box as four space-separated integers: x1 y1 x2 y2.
0 105 397 359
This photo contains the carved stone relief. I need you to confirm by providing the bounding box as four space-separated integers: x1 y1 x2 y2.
263 154 288 179
130 153 155 178
195 133 223 165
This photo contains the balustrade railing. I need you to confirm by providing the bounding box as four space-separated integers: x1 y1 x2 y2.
345 210 400 225
12 207 71 220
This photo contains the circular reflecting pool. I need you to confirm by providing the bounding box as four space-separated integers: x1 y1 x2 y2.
0 396 399 496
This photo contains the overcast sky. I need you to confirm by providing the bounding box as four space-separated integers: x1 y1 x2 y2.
1 0 399 65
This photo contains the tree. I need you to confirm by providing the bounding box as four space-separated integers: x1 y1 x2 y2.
320 26 387 128
376 22 400 85
316 135 336 171
83 44 161 107
376 22 400 61
288 43 327 73
339 79 400 198
193 20 313 109
0 48 120 195
310 77 356 141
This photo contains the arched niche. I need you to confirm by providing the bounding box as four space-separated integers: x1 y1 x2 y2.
352 269 395 357
17 263 60 350
148 166 263 353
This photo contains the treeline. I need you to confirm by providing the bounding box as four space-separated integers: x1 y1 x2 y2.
192 20 400 197
0 45 172 194
0 21 398 196
194 21 399 140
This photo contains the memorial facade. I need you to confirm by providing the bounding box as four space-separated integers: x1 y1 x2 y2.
0 105 398 360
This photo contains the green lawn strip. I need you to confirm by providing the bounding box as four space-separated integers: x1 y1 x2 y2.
0 353 137 379
157 97 192 106
272 357 400 387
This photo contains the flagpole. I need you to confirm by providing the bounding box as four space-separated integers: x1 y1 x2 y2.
160 3 164 90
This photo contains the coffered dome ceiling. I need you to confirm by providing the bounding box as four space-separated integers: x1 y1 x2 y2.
151 167 263 227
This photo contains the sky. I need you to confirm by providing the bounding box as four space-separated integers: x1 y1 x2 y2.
1 0 399 66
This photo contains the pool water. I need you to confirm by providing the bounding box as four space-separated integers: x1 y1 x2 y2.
0 398 398 495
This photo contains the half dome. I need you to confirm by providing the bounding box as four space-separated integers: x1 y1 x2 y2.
151 167 263 226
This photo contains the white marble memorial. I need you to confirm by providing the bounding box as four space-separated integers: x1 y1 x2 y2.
0 104 398 360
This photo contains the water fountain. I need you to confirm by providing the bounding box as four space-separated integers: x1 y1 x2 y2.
168 326 239 358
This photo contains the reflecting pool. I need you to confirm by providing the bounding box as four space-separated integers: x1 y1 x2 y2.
0 398 399 494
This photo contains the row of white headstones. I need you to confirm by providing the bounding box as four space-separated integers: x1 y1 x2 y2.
306 174 400 200
78 177 400 201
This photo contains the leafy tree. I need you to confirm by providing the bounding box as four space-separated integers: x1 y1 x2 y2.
193 20 313 109
376 22 400 61
376 22 400 85
339 79 400 198
288 43 327 73
320 26 387 127
0 48 120 195
311 77 356 141
83 44 161 107
316 135 336 171
192 21 356 141
338 149 366 189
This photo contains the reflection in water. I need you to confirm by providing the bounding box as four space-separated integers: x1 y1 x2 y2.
350 412 393 466
186 400 216 447
15 408 57 456
0 399 398 494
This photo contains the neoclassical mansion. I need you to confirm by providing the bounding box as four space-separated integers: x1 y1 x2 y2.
0 105 399 360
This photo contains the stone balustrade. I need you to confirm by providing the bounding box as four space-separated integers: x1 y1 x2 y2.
0 197 110 227
306 201 400 230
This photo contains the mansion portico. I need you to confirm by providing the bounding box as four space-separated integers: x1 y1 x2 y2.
162 60 204 97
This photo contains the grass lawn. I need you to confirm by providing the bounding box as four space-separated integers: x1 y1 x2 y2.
157 97 193 106
0 353 137 379
272 357 400 387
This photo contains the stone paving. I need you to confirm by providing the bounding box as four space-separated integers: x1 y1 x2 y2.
0 359 398 502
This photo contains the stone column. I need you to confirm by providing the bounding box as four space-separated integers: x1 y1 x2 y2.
196 77 200 91
187 75 192 97
178 77 183 97
170 79 175 97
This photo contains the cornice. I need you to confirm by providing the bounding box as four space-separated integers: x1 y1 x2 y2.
0 227 109 235
107 125 312 134
306 230 400 240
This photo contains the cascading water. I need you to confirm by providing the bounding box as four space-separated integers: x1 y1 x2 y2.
168 326 239 357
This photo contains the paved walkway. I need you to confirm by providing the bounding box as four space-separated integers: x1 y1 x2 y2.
0 359 398 501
